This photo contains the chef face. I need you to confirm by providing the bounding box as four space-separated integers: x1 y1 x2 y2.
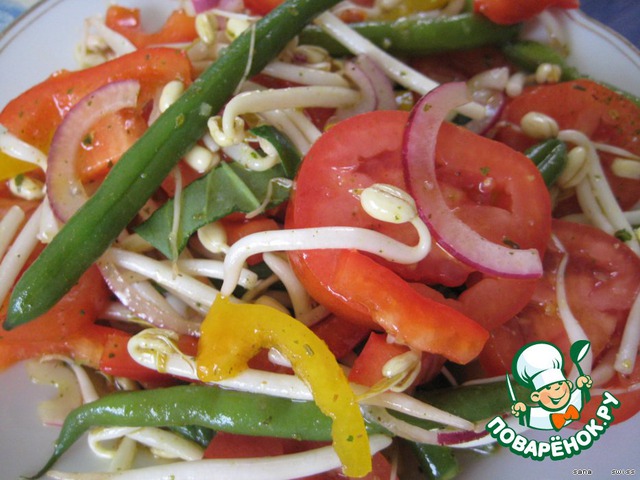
530 380 573 411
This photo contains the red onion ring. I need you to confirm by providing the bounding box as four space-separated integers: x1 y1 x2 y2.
437 427 490 446
403 82 543 279
331 55 396 123
46 80 141 222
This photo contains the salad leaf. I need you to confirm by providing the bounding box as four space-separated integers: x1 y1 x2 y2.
136 155 299 259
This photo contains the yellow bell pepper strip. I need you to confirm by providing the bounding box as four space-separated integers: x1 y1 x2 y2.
196 295 372 477
0 153 35 181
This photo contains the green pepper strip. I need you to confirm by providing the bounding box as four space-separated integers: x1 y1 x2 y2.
29 384 384 479
525 138 568 187
503 40 640 107
5 0 342 330
299 13 521 56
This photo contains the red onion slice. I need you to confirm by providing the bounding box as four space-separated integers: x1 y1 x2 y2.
353 55 396 111
331 55 396 123
98 259 200 336
46 80 141 222
192 0 244 14
403 82 543 279
192 0 221 13
437 426 490 446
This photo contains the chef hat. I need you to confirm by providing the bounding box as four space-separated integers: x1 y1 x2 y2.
512 342 567 391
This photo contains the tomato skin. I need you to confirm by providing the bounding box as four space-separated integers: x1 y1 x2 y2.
221 215 281 265
76 108 149 182
410 46 512 84
310 314 370 361
474 0 579 24
495 79 640 212
288 110 550 341
99 332 197 384
244 0 285 16
348 332 408 387
0 48 193 182
105 6 198 48
0 265 112 370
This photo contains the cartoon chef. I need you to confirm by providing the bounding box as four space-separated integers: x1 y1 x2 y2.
510 341 593 431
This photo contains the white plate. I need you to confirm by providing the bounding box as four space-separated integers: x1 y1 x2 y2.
1 2 639 479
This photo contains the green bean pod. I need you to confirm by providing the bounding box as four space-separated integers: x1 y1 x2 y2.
299 13 521 56
6 0 342 329
400 380 530 480
408 442 459 480
525 138 568 187
29 385 385 479
168 424 215 448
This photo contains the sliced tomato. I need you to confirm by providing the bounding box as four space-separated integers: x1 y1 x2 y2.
105 6 198 48
287 110 550 349
204 432 395 479
410 46 512 84
221 215 281 265
480 219 640 375
0 265 112 370
578 357 640 425
348 332 409 387
244 0 284 16
76 108 150 182
204 432 286 459
348 331 444 388
310 314 370 361
0 47 193 182
331 251 488 364
473 0 579 25
495 79 640 212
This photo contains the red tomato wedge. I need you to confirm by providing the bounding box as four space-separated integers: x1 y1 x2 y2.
495 79 640 212
474 0 579 25
0 47 193 182
287 110 550 353
0 265 112 370
105 6 198 48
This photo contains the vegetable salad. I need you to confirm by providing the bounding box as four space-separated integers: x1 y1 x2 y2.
0 0 639 478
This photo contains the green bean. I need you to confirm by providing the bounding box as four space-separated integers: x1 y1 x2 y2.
398 380 530 480
5 0 342 330
29 384 385 479
502 41 581 81
298 13 521 56
408 441 460 480
250 124 302 178
168 425 215 448
525 138 568 187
